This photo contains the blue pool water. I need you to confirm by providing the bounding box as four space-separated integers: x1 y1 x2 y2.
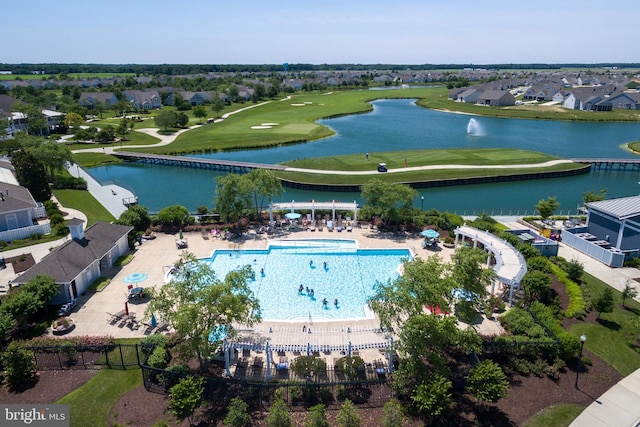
202 240 411 321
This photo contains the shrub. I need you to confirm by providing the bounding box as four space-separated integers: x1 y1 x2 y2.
265 398 292 427
1 341 37 389
140 334 170 355
148 346 170 369
306 404 329 427
549 263 586 318
224 396 251 427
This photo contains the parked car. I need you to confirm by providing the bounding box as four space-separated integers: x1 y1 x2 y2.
377 163 388 172
57 298 77 316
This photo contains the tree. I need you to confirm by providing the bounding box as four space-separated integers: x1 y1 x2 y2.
521 270 552 305
118 205 152 232
193 106 207 124
168 376 204 426
176 111 189 128
245 169 283 222
536 196 559 220
115 118 132 141
361 178 417 226
622 281 638 308
564 259 584 283
154 110 177 131
466 360 509 403
10 150 51 202
336 399 361 427
211 93 225 117
146 252 260 370
265 398 292 427
215 173 251 224
583 189 607 204
63 111 84 129
306 404 329 427
380 399 405 427
1 342 37 389
227 85 239 102
0 275 57 329
18 136 74 184
223 396 251 427
156 205 193 229
594 287 615 319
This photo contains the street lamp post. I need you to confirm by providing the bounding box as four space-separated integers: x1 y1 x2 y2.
575 334 587 389
421 196 424 211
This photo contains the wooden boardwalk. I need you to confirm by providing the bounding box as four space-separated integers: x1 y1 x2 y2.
112 151 288 172
570 158 640 170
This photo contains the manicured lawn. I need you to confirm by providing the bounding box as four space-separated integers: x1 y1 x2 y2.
53 189 116 226
522 404 586 427
57 368 142 427
569 273 640 376
276 161 585 186
285 148 559 170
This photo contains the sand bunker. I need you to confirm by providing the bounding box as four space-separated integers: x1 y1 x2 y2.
251 125 273 129
261 123 280 126
291 103 305 106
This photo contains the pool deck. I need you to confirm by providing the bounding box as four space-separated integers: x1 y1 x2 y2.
55 225 505 348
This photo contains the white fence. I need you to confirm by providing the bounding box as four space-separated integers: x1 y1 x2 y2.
0 223 51 243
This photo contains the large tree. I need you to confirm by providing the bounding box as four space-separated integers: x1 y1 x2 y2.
214 173 251 224
154 110 177 131
360 178 417 226
245 169 283 222
145 252 260 370
193 106 207 124
10 150 51 202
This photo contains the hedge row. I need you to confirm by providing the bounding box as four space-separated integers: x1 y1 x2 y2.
549 263 586 318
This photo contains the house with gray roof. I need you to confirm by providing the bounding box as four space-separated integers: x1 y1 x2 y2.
78 92 118 109
0 178 49 242
475 90 516 107
10 220 133 304
561 195 640 267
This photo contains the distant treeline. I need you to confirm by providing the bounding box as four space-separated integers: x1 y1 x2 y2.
0 63 638 76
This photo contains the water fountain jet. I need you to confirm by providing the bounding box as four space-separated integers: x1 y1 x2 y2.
467 118 486 136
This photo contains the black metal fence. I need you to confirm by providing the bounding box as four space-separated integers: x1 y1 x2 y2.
141 363 393 411
27 343 143 370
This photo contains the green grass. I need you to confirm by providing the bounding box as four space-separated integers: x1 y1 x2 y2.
57 368 142 427
522 404 586 427
276 161 585 186
285 148 559 171
568 273 640 376
52 189 116 226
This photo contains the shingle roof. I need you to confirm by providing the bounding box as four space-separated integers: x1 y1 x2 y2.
0 182 37 214
587 196 640 220
11 222 132 285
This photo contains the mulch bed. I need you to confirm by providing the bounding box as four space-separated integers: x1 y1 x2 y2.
5 253 36 273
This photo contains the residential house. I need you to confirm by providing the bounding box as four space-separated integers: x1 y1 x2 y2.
0 168 49 242
78 92 118 109
122 90 162 110
9 220 133 304
456 88 481 104
475 90 516 107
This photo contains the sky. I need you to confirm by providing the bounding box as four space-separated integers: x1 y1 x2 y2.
2 0 638 65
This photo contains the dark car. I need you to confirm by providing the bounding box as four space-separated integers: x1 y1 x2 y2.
377 163 388 172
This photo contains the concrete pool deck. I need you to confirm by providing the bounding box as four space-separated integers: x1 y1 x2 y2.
58 225 465 343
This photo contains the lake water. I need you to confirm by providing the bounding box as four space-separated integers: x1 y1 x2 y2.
88 98 640 214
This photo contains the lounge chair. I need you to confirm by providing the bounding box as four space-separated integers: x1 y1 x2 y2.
346 222 353 232
309 222 316 231
317 221 324 231
327 221 334 231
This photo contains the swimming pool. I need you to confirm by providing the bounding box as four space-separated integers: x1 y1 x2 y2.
202 239 412 321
